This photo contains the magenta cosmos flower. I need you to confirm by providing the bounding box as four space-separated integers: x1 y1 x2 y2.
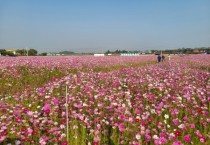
61 141 68 145
183 135 191 143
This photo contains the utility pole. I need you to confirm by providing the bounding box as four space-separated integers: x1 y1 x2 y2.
25 47 28 56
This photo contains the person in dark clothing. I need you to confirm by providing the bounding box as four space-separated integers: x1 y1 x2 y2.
157 55 161 63
162 55 165 62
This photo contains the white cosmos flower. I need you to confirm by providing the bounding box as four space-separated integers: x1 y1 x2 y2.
60 124 65 129
151 109 156 114
177 97 182 101
83 103 88 107
136 134 141 140
178 124 185 129
164 120 167 124
169 133 175 137
45 95 50 99
164 114 169 119
122 103 126 108
153 135 159 139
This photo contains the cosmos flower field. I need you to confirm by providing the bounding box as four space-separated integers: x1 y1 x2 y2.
0 55 209 145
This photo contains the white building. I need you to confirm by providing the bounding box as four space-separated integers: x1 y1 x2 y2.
120 53 139 56
94 54 105 56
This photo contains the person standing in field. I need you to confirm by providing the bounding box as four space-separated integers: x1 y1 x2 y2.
157 54 161 63
168 54 171 60
161 55 165 62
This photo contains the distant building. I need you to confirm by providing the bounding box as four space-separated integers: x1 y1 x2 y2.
6 49 16 55
193 49 205 53
144 50 152 54
47 53 54 56
94 54 105 56
120 53 139 56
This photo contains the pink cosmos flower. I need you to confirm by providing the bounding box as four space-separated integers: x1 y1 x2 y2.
183 116 188 121
23 108 29 113
1 131 7 137
190 124 195 129
172 141 184 145
159 137 167 144
113 81 118 87
52 99 59 105
13 110 21 116
195 130 203 137
27 128 33 134
200 137 206 143
148 117 154 122
119 123 124 132
135 109 140 114
154 140 159 145
43 104 51 114
119 114 125 120
61 141 68 145
45 109 50 114
43 104 50 110
172 119 179 125
174 130 181 137
183 135 191 143
27 111 34 116
94 136 100 142
16 116 22 122
94 130 100 135
0 136 6 142
145 135 151 140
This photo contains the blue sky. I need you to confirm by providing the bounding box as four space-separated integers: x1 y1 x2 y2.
0 0 210 53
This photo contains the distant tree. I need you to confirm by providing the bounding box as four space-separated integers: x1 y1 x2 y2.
0 49 16 56
114 50 119 54
205 48 210 54
121 50 128 53
105 50 111 54
186 48 193 54
59 51 75 55
40 52 47 56
151 50 156 54
28 49 38 56
0 49 7 56
16 49 25 55
7 51 15 56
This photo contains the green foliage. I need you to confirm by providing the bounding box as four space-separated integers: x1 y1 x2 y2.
16 49 25 55
0 49 15 56
0 49 6 56
40 52 47 56
16 49 38 56
104 47 210 55
28 49 38 56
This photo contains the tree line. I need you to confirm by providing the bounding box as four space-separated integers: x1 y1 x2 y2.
0 49 38 56
105 47 210 54
152 47 210 54
105 50 139 54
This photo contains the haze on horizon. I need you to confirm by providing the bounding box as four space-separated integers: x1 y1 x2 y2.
0 0 210 53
